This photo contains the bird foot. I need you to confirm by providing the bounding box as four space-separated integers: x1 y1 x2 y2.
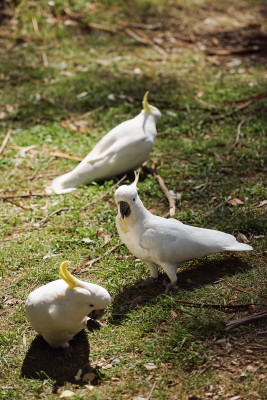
163 280 178 293
138 276 159 288
87 318 101 332
62 345 73 360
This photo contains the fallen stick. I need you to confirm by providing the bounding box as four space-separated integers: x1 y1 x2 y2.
176 301 254 310
143 166 176 217
200 100 252 126
82 174 127 210
37 207 71 227
226 310 267 331
224 280 267 300
225 91 267 107
147 382 157 400
3 198 32 211
204 196 232 217
227 117 251 156
124 28 167 57
64 8 117 32
9 145 83 161
18 172 61 182
0 192 48 199
72 243 124 273
0 129 12 157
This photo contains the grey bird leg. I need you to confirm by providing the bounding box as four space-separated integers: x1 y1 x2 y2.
161 263 179 293
139 262 159 287
62 345 73 360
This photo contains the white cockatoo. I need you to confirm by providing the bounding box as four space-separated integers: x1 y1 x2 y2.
115 173 253 292
46 92 161 194
26 261 111 355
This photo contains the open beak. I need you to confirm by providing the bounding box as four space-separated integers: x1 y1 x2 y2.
89 309 105 319
119 201 131 218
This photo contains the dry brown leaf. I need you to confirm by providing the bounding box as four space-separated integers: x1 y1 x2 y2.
82 372 96 382
257 200 267 208
0 111 7 119
236 232 250 244
59 390 75 398
228 198 244 206
101 234 112 248
61 119 89 133
144 362 157 370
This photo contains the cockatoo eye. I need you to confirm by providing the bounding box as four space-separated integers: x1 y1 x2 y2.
90 304 94 307
133 198 135 202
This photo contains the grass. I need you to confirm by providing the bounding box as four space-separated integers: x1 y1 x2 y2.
0 0 267 399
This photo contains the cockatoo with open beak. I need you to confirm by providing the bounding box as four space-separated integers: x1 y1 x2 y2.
46 92 161 194
26 261 111 356
115 173 253 292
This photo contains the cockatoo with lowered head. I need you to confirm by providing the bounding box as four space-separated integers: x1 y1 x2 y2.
115 173 253 292
46 92 161 194
26 261 111 355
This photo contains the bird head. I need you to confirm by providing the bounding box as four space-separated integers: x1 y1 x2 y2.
59 261 111 318
142 91 162 122
114 171 143 233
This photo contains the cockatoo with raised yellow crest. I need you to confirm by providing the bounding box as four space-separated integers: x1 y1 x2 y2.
46 92 161 194
26 261 111 356
115 173 253 292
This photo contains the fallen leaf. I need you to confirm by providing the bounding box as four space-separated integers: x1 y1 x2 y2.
84 384 94 390
60 390 75 398
101 234 112 248
102 363 113 370
230 396 240 400
257 200 267 208
144 362 157 371
246 365 258 373
236 232 250 244
82 238 93 244
82 372 96 382
228 198 244 206
132 397 147 400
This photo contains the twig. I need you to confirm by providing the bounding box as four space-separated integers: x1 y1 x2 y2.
143 166 176 217
226 311 267 331
225 91 267 107
71 243 124 272
204 196 231 217
18 172 61 182
121 22 162 30
124 28 167 57
227 117 251 156
3 198 32 211
9 145 83 161
176 301 254 310
82 174 127 210
0 192 48 199
0 129 12 157
224 281 267 300
200 100 252 126
64 8 117 32
147 382 157 400
37 207 71 227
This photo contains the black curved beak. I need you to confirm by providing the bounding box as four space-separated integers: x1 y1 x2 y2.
119 201 131 218
88 309 105 319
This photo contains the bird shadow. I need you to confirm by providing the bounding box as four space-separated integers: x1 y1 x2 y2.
20 330 103 391
109 255 251 325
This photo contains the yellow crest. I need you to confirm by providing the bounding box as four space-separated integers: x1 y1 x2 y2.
59 261 78 289
142 91 152 114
